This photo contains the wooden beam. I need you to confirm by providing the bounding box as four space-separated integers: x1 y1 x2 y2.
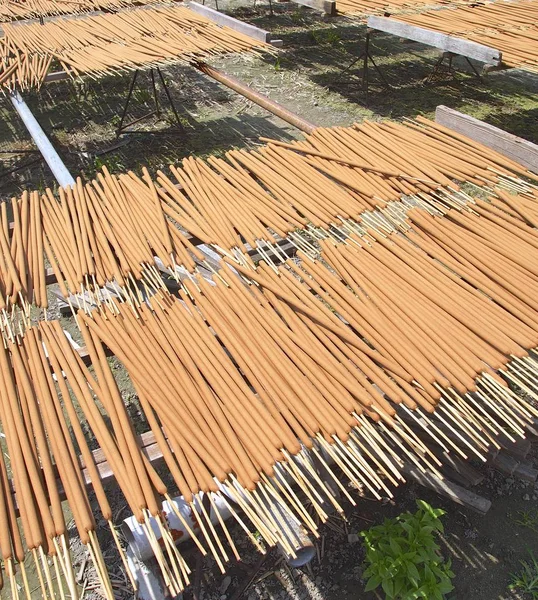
289 0 336 15
403 464 491 514
435 105 538 174
513 460 538 483
44 70 68 83
10 428 163 513
187 2 282 45
367 16 502 65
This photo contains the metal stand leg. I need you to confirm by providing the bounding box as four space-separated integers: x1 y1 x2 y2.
150 68 160 119
116 68 187 137
156 68 185 133
465 57 483 81
334 31 390 100
425 52 483 84
116 70 140 136
424 53 447 84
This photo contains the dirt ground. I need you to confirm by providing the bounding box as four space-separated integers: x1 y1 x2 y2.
1 1 538 199
181 447 538 600
1 2 538 599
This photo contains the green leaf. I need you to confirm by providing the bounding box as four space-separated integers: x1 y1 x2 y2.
382 577 395 598
390 538 403 555
438 579 454 594
407 562 420 583
364 575 382 592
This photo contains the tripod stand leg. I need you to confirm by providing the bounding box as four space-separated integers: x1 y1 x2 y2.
368 53 390 88
150 69 160 118
465 57 483 81
157 68 186 134
116 70 139 137
425 53 445 84
335 53 365 83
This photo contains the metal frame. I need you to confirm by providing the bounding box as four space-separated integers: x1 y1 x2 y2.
116 67 186 137
335 30 390 101
425 51 483 84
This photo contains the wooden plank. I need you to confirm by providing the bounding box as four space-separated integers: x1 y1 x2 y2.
187 1 277 44
404 464 491 514
492 451 519 476
290 0 336 15
439 452 484 487
499 437 531 460
435 105 538 174
367 16 502 65
513 460 538 483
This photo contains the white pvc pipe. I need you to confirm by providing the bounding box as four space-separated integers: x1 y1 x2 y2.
10 91 75 188
122 491 316 567
122 494 232 561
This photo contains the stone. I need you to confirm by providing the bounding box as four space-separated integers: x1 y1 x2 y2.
220 576 232 594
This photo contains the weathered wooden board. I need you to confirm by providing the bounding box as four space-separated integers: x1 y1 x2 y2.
187 1 281 44
436 105 538 174
404 465 491 514
367 16 502 65
287 0 336 15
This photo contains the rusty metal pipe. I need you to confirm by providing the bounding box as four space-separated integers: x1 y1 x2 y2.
197 62 317 134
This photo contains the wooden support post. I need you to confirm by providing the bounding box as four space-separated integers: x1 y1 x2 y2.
435 105 538 174
491 451 519 476
513 461 538 483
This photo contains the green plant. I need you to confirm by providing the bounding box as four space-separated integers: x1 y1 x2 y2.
510 509 538 534
289 9 304 24
311 29 341 47
361 500 454 600
509 551 538 598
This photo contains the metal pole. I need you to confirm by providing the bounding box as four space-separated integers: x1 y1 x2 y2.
196 63 317 134
10 91 75 188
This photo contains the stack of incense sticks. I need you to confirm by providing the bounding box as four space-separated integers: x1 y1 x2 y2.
1 231 538 596
1 145 538 593
0 4 270 91
0 247 536 597
334 0 456 18
393 0 538 71
1 118 536 321
0 0 173 22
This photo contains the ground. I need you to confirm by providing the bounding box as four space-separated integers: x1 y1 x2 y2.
1 1 538 198
1 1 538 599
180 451 538 600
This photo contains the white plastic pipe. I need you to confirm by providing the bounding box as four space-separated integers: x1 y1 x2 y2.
122 490 316 567
121 444 344 567
10 91 75 188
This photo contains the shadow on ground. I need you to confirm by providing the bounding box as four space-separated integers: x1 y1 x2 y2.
228 2 538 140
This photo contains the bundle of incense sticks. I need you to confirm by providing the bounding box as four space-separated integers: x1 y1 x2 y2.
155 118 538 262
1 118 537 320
40 170 208 299
334 0 467 17
0 285 448 598
1 210 538 597
0 0 173 23
394 0 538 71
0 4 269 91
0 320 121 600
